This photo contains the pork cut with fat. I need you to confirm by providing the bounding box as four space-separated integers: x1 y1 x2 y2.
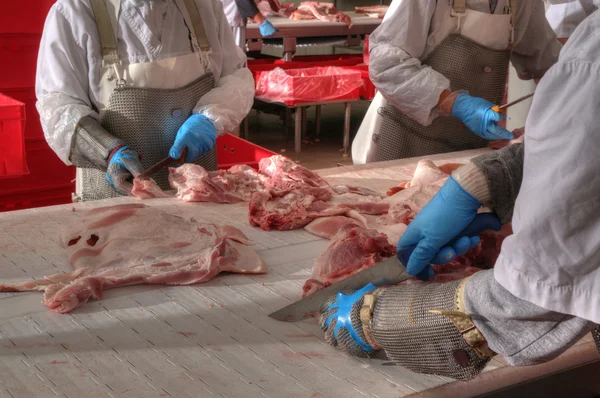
302 225 395 296
249 188 389 231
255 0 296 17
169 164 266 203
131 177 170 200
0 204 266 313
290 2 352 26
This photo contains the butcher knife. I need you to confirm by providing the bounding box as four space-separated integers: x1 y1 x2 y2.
491 92 535 114
269 213 502 322
137 148 187 180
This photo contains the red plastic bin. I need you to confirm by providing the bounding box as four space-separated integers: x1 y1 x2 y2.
0 1 55 34
1 87 44 140
0 139 74 211
248 56 364 82
255 67 362 106
216 133 276 170
0 34 42 90
343 65 376 100
0 93 29 178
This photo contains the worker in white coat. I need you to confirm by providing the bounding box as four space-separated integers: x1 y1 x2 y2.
319 1 600 380
352 0 562 164
545 0 598 42
222 0 277 50
36 0 255 201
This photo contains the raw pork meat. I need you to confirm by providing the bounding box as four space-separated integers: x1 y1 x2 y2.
490 128 525 150
249 189 389 231
290 2 352 26
354 5 388 18
386 159 452 196
259 155 329 192
169 164 266 203
302 225 395 296
131 177 169 200
256 0 296 17
304 216 363 239
0 204 266 313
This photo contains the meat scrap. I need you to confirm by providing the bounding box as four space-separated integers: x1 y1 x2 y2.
290 2 352 26
169 164 267 203
0 204 266 313
354 5 388 18
255 0 296 17
302 225 395 297
131 177 169 200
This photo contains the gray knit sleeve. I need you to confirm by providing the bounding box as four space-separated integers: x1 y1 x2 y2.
472 143 524 224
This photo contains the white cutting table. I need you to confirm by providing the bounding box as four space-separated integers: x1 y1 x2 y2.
0 149 597 398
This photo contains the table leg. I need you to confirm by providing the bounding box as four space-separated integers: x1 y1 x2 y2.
343 102 351 158
301 107 307 140
315 105 321 142
243 117 249 139
295 106 302 157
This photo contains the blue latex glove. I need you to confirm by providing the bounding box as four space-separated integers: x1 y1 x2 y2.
259 20 278 37
397 177 495 279
105 146 144 195
321 283 377 353
170 114 217 163
452 93 514 140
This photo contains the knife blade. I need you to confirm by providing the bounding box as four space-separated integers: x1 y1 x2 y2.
268 256 411 322
137 148 187 180
268 213 502 322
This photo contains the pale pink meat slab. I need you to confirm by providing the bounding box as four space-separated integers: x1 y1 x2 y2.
169 164 267 203
0 204 266 313
131 177 170 200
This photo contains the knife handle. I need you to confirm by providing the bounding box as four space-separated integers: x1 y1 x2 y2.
491 105 507 115
177 148 188 164
396 213 502 278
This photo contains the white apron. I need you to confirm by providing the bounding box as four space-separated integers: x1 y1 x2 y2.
352 0 514 164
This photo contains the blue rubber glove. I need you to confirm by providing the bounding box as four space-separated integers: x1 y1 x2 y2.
259 20 278 37
106 146 144 195
170 114 217 163
397 176 484 279
452 93 514 140
320 283 377 355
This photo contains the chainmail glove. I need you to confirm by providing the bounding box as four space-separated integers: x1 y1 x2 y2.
106 146 144 196
319 284 380 358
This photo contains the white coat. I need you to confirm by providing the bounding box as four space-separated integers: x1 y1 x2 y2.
36 0 254 165
352 0 562 165
494 9 600 324
545 0 599 37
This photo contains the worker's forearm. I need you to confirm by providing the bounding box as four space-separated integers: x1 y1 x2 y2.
465 143 524 223
436 89 455 114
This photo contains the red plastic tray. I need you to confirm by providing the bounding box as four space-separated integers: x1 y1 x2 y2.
255 67 362 106
0 1 55 34
342 65 376 100
0 139 75 211
248 56 364 82
0 34 42 90
0 93 28 178
217 133 276 170
1 87 44 140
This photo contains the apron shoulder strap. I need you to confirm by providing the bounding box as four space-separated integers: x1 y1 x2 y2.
179 0 211 53
90 0 120 66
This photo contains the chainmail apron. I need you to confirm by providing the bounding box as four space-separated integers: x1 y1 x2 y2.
369 33 510 162
80 74 217 201
79 0 218 201
593 325 600 354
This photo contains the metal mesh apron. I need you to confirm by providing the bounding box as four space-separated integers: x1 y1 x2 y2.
78 73 217 201
369 34 510 162
593 325 600 354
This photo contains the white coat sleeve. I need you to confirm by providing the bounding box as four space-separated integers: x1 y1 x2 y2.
368 0 450 126
35 3 97 165
194 0 254 134
510 1 562 80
